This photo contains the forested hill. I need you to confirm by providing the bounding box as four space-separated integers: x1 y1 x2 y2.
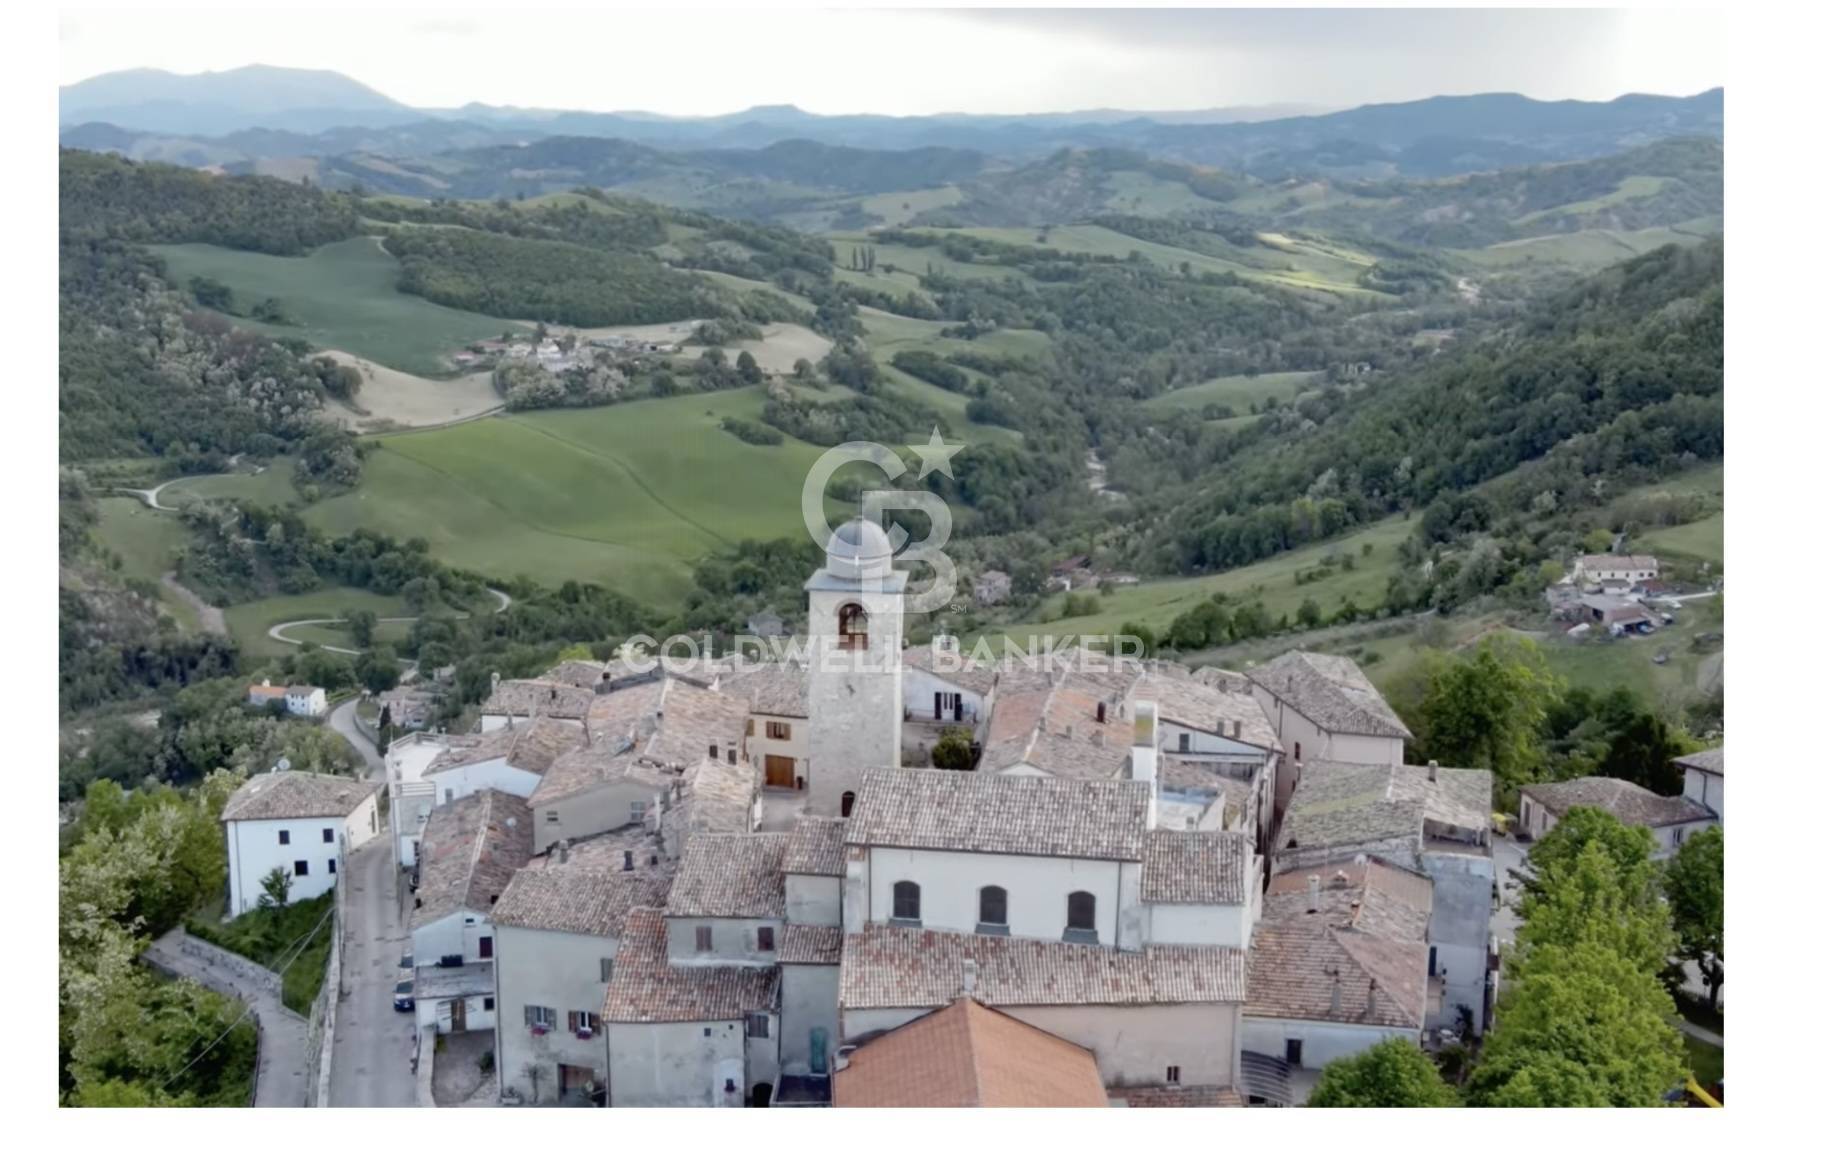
1122 239 1723 575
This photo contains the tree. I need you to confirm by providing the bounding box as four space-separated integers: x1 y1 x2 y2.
1412 635 1559 807
259 866 292 909
354 647 400 695
1666 826 1723 1008
1308 1038 1459 1107
341 608 378 649
1468 942 1686 1107
931 728 975 771
1516 839 1674 976
1295 597 1323 628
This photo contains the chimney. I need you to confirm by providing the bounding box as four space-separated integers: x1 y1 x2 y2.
1366 978 1378 1020
1232 718 1242 740
557 839 570 865
490 671 501 692
1307 873 1321 914
1132 700 1159 789
1329 969 1341 1015
961 958 978 999
1427 760 1439 783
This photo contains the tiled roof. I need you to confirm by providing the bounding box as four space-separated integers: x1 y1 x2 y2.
1578 554 1659 573
222 770 378 822
1246 651 1411 739
840 924 1246 1009
718 662 810 718
523 824 670 874
1113 1086 1244 1108
480 679 594 720
426 717 586 777
1519 776 1718 829
490 867 671 937
979 666 1133 778
660 757 758 839
1132 670 1280 753
845 768 1150 861
783 815 848 876
1673 747 1724 775
902 644 1001 696
410 789 534 930
540 659 623 690
643 680 750 769
1140 830 1252 905
664 833 787 919
779 924 844 965
602 907 779 1023
1248 858 1432 1030
1280 761 1493 856
835 998 1108 1108
530 740 673 808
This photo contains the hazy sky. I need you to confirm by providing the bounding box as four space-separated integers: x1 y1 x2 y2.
58 6 1725 116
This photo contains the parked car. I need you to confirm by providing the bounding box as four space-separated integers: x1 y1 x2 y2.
393 979 415 1012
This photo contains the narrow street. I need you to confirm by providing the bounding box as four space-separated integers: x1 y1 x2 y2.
142 928 309 1108
328 835 419 1106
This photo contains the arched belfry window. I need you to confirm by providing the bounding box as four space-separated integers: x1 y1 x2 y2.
838 603 868 650
978 886 1009 935
1065 891 1098 943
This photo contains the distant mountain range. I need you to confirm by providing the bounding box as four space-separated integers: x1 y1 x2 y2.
61 65 1723 178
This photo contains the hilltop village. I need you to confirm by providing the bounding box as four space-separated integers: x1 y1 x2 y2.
207 518 1721 1108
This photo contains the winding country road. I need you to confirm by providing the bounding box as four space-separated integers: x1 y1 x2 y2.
265 587 511 656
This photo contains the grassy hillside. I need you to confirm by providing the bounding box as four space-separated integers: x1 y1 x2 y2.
1147 370 1320 416
150 238 515 374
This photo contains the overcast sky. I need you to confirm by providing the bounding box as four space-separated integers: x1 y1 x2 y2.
58 5 1725 116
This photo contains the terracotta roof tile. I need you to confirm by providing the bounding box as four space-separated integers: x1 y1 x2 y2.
602 907 779 1023
1114 1085 1243 1107
835 998 1108 1108
840 924 1246 1009
845 768 1151 861
480 679 594 720
664 833 787 919
783 816 848 876
1141 830 1253 905
979 667 1134 778
427 717 586 777
717 662 810 718
1673 747 1724 775
1247 651 1411 739
1131 670 1280 753
410 789 534 930
1519 775 1718 829
780 924 844 965
491 867 671 937
221 770 377 822
1280 761 1492 856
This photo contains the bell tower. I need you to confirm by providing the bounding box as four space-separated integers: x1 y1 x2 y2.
805 519 906 817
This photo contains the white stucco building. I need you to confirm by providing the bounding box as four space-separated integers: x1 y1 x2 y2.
1517 774 1718 859
220 770 380 918
902 640 999 728
1674 746 1724 826
284 684 327 717
1574 553 1660 591
1248 650 1410 767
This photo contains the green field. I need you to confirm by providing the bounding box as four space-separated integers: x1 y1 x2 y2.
1512 175 1671 225
1148 370 1321 416
150 238 517 374
91 498 203 630
220 587 415 657
160 461 305 509
1462 217 1723 270
996 514 1415 642
858 186 964 227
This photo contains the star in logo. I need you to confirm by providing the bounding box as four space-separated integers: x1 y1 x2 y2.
909 426 965 480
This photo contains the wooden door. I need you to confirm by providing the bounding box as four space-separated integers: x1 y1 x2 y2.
450 997 467 1033
765 755 796 789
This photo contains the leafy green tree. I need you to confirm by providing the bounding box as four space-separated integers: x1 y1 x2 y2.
930 728 975 771
1308 1038 1460 1107
1295 597 1323 628
1516 839 1675 976
1413 635 1558 806
1666 826 1723 1008
341 608 378 649
259 866 292 909
1468 942 1686 1107
354 647 400 695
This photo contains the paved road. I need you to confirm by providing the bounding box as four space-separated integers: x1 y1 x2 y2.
142 928 309 1108
329 697 386 777
328 835 419 1106
266 587 509 657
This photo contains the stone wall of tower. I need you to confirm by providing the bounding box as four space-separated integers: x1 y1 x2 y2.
805 586 904 817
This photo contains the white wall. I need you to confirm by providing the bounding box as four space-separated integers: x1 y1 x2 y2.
412 908 498 967
806 589 903 817
1147 863 1260 948
1682 766 1724 823
665 916 783 965
224 796 377 918
743 714 810 791
780 964 840 1078
425 757 541 805
787 873 842 927
534 782 655 853
1241 1016 1416 1073
903 668 988 726
421 992 496 1036
494 924 617 1103
608 1018 760 1107
861 846 1137 949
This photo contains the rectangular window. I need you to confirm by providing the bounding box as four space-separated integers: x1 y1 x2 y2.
600 958 615 982
1285 1039 1303 1067
483 997 494 1011
766 721 791 741
746 1012 770 1039
322 828 335 844
567 1010 602 1035
293 859 309 876
630 800 647 821
478 936 493 960
695 925 714 952
545 811 560 824
1166 1066 1181 1085
1178 732 1191 753
278 830 290 845
757 926 775 951
708 745 719 760
328 858 337 875
525 1005 556 1029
